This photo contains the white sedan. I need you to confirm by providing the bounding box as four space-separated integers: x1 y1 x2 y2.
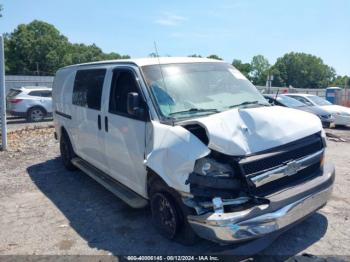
285 93 350 126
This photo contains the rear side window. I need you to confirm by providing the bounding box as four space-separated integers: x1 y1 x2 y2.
7 89 22 97
28 90 52 97
28 91 42 97
73 69 106 110
41 91 52 97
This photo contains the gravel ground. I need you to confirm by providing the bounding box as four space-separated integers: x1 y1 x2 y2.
0 125 349 259
5 117 53 132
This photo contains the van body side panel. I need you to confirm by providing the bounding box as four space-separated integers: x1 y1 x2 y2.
53 68 77 150
145 121 210 193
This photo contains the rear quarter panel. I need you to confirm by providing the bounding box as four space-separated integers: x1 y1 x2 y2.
52 67 77 145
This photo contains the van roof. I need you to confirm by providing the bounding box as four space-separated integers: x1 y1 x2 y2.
62 57 225 69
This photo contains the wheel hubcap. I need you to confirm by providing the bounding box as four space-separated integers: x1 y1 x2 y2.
31 109 44 121
153 193 178 238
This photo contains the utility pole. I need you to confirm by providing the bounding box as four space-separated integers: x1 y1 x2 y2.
0 35 7 150
36 62 40 75
266 74 274 93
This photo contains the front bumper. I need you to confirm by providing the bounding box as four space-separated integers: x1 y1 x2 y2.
188 162 335 243
334 114 350 126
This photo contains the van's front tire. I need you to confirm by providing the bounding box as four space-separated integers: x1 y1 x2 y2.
149 179 198 245
60 132 77 171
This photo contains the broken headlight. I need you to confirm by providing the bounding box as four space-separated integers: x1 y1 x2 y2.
193 157 235 177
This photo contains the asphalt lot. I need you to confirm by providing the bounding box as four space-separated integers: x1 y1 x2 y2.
0 123 349 259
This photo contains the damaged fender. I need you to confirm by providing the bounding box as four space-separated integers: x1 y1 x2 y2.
145 121 210 193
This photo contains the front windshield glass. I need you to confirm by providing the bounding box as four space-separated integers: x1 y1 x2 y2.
308 95 332 106
276 95 306 108
142 62 269 120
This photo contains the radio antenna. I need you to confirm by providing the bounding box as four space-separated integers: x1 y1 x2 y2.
153 41 172 122
154 41 167 90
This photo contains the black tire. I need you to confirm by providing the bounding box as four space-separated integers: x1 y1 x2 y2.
27 107 46 122
149 178 198 245
60 131 77 171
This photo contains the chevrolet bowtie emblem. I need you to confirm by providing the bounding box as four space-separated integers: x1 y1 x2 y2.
284 161 301 176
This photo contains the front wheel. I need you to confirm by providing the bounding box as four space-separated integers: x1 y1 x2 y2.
149 179 198 245
151 192 181 239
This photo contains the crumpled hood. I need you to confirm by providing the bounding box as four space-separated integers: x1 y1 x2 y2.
182 106 322 156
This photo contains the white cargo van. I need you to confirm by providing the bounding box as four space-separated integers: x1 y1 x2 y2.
53 57 334 245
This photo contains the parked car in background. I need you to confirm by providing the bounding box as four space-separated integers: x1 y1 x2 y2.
53 57 334 249
264 94 334 127
285 94 350 127
6 86 53 122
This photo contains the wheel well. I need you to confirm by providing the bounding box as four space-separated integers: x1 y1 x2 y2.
61 126 68 138
27 105 47 115
147 169 197 228
60 126 76 155
147 170 162 197
146 169 172 198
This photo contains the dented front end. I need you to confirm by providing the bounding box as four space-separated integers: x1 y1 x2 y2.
183 134 334 243
145 106 335 243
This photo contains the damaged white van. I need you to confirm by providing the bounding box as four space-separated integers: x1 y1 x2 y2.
53 57 334 246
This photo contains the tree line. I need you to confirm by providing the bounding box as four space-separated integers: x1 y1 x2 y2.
3 20 349 89
189 54 349 89
4 20 130 76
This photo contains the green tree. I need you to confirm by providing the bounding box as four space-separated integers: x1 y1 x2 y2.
232 59 251 78
5 20 70 75
207 54 222 60
5 20 130 75
330 75 350 88
250 55 270 85
271 52 335 88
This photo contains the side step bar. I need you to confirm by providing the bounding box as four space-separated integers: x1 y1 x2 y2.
72 157 148 208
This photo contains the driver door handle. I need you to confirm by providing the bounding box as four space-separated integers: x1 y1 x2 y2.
98 115 101 130
105 116 108 132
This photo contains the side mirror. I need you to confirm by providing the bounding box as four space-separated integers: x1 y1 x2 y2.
127 92 144 117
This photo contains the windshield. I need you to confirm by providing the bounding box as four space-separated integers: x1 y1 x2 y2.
308 95 332 106
142 62 268 120
276 95 306 108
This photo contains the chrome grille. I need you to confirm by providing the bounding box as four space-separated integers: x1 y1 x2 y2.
239 133 324 195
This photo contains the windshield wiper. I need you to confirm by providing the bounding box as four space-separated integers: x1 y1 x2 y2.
229 101 269 108
169 108 219 116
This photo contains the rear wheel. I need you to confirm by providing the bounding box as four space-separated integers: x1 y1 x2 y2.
27 107 45 122
60 131 77 171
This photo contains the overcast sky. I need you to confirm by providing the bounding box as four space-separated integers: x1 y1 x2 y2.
1 0 349 75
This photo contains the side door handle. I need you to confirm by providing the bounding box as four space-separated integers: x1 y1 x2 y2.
98 115 101 130
105 116 108 132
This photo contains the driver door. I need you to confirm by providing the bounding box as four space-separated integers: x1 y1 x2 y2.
103 68 148 196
